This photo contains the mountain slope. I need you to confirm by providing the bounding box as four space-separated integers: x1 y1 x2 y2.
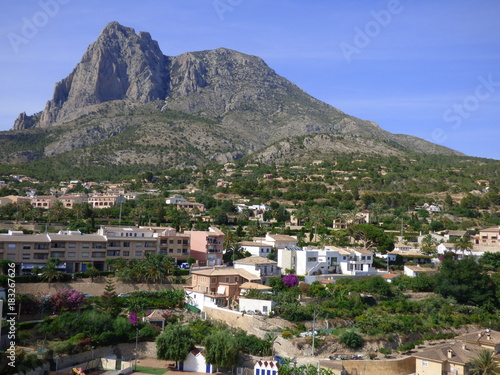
5 21 463 171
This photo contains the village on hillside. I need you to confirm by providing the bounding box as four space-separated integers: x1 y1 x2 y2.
1 167 500 375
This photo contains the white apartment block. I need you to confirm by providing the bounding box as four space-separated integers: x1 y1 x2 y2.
278 246 376 276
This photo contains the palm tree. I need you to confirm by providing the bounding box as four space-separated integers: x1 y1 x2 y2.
40 258 64 283
421 234 438 255
455 236 473 258
468 349 500 375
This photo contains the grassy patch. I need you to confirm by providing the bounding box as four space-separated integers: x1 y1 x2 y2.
133 366 168 375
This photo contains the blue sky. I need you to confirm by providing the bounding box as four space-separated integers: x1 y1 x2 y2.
1 0 499 160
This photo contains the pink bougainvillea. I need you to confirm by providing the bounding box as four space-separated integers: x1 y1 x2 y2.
283 274 299 287
129 311 138 325
50 288 85 313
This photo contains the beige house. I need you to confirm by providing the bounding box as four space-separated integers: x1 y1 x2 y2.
31 195 57 209
414 329 500 375
475 226 500 247
0 195 31 206
186 267 261 309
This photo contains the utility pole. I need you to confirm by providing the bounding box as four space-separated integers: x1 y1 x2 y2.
312 310 317 356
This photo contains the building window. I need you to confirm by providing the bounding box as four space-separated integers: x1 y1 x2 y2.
7 253 16 260
82 243 90 248
23 244 31 250
124 242 130 248
82 252 89 258
135 251 142 257
307 257 317 262
68 243 76 248
422 360 428 367
7 244 16 250
22 254 30 259
136 242 143 248
68 252 76 258
123 251 130 256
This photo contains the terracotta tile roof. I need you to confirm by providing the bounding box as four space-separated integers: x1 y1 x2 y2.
234 256 277 265
456 329 500 345
239 241 272 247
266 234 297 242
240 282 272 290
413 342 483 365
191 267 261 281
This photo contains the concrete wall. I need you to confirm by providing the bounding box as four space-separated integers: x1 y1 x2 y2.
51 342 157 371
340 356 415 375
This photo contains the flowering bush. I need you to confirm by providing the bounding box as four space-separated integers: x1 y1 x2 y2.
50 289 85 314
282 274 299 287
129 311 138 325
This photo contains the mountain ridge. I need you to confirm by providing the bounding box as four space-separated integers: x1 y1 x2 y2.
7 21 463 170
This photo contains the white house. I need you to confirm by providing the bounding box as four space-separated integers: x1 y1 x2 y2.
278 246 376 276
233 256 280 278
254 360 279 375
255 233 298 250
165 194 187 204
239 241 274 257
393 242 413 252
179 348 214 373
404 265 438 278
437 242 455 255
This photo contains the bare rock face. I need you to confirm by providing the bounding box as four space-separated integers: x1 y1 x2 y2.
8 21 464 164
34 22 169 128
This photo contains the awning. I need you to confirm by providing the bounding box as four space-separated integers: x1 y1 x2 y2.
21 263 67 270
217 285 226 295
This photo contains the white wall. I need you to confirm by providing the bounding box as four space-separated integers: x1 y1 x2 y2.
239 298 273 315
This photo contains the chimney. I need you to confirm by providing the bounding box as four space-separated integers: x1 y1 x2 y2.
487 333 491 341
462 344 467 350
447 349 453 358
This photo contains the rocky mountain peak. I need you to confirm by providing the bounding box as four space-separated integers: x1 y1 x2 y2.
16 22 169 129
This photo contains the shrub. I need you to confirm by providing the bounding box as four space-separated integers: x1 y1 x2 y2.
339 331 363 349
282 330 293 339
379 348 392 355
397 342 415 352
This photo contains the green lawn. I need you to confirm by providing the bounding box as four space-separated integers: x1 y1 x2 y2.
133 366 168 375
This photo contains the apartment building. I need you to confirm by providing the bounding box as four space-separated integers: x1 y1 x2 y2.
185 227 225 267
88 194 126 209
158 227 191 263
0 230 108 273
0 226 161 274
59 194 88 209
96 226 158 269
